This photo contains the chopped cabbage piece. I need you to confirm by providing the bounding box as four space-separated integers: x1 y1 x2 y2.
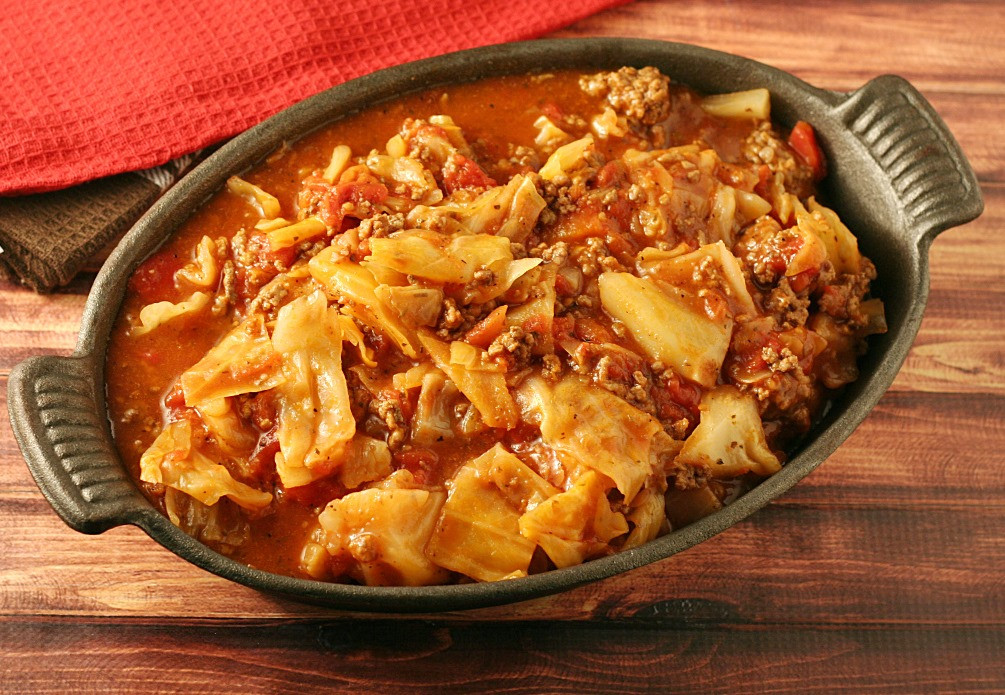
505 263 557 354
318 485 447 586
539 135 594 182
164 488 250 552
133 291 210 337
174 236 219 289
392 362 439 391
369 231 468 282
140 419 272 512
322 144 353 184
700 89 770 120
709 185 738 246
426 444 557 581
337 314 377 367
360 258 408 287
423 174 546 242
266 217 327 250
272 290 356 487
804 197 862 274
195 397 257 459
368 231 523 291
516 376 663 503
534 114 572 149
403 174 544 242
417 330 518 430
428 114 472 151
308 247 418 357
639 241 758 319
339 435 393 490
226 175 281 218
735 189 772 221
254 217 293 231
180 314 285 406
598 272 732 388
375 285 443 329
591 107 627 139
411 370 458 446
365 152 442 207
677 385 781 478
622 488 667 550
449 340 506 373
467 256 543 306
518 471 628 568
385 134 406 158
786 220 828 277
480 174 547 241
300 528 331 580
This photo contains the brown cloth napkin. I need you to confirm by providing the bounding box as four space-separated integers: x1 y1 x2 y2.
0 155 201 291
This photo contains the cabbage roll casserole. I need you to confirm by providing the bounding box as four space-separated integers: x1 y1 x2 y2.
106 67 886 586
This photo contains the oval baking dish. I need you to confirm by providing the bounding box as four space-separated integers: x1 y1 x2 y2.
8 38 983 612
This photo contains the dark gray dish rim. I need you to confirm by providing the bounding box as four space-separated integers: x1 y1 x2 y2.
8 38 983 613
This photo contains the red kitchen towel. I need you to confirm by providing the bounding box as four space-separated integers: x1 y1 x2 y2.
0 0 628 196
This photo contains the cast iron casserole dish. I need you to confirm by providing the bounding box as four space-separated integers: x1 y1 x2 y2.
8 38 983 612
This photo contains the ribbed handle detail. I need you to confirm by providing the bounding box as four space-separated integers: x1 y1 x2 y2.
8 355 143 533
838 75 983 242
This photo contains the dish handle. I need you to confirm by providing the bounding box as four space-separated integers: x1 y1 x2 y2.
836 74 984 244
7 354 145 534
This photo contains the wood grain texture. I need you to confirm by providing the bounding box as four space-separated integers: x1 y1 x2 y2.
2 620 1003 694
1 0 1003 691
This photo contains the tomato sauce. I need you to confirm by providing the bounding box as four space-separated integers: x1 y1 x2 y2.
106 69 883 584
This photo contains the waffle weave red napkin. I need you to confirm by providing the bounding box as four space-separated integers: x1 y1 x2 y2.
0 0 627 196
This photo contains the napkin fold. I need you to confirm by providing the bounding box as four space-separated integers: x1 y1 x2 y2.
0 0 627 290
0 154 203 290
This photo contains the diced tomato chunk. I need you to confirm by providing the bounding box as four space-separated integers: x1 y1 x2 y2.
465 306 508 349
249 231 297 268
551 316 576 345
521 314 550 337
442 154 497 194
283 475 347 508
319 180 389 229
595 161 625 188
754 164 773 198
163 384 185 408
554 272 577 297
663 372 702 411
604 197 632 231
247 429 281 477
652 370 702 427
377 388 413 422
394 447 439 486
540 102 564 122
129 248 181 302
764 233 803 276
574 317 615 344
788 268 818 293
245 391 278 431
728 329 784 376
788 121 826 181
650 390 692 428
605 230 635 260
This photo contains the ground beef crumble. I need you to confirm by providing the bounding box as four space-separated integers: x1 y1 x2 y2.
764 277 810 329
580 66 672 126
487 325 536 370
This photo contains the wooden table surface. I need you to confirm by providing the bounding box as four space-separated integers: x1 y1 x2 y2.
2 1 1003 692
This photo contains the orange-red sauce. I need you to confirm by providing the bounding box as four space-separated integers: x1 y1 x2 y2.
106 70 881 582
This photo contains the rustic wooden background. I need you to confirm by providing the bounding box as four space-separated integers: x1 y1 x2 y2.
2 1 1003 692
